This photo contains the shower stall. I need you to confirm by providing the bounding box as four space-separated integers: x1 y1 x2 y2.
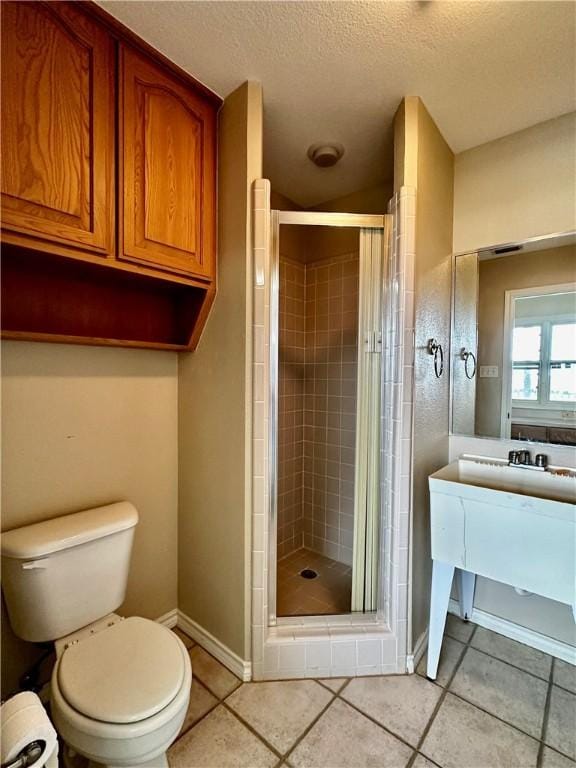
251 179 416 679
269 211 387 620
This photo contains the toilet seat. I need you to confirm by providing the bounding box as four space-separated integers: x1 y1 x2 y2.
51 618 192 767
58 617 184 724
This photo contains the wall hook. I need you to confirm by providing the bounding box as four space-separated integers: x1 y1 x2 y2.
460 347 477 379
427 338 444 378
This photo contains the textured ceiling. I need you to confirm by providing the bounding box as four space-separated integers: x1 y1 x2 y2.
98 1 576 206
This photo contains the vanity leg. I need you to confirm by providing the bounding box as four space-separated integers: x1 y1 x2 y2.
457 569 476 622
427 560 455 680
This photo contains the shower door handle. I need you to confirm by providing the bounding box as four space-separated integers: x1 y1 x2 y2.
363 331 382 353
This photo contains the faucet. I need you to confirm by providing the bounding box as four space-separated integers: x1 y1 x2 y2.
508 450 548 471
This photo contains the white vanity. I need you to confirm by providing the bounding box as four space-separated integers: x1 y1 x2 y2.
426 455 576 679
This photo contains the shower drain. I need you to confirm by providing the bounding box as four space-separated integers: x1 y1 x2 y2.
300 568 318 580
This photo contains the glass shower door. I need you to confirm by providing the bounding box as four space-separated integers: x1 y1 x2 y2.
271 211 387 620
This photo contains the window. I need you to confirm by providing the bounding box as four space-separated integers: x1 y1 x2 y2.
512 319 576 405
512 325 541 400
550 323 576 402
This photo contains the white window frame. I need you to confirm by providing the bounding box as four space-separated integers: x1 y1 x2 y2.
500 282 576 439
512 315 576 407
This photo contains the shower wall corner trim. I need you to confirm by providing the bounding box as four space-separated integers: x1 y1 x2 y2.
250 180 417 679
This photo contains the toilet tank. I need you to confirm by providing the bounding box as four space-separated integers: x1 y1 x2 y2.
1 502 138 642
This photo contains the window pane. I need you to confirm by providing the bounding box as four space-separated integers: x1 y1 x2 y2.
550 365 576 402
513 326 541 362
551 323 576 361
512 367 539 400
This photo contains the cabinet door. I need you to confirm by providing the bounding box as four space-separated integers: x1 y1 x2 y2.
1 2 115 257
120 45 216 280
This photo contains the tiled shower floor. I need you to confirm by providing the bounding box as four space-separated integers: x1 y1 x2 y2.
276 548 352 616
168 617 576 767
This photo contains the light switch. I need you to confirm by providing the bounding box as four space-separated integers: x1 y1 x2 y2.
479 365 499 378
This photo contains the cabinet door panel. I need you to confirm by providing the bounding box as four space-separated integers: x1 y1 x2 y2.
1 1 114 255
121 45 216 280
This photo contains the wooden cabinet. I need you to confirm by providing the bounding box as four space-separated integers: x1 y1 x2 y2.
1 1 115 257
0 1 221 350
120 46 216 280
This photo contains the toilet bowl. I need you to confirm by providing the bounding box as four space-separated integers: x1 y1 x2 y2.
51 616 191 768
0 503 191 768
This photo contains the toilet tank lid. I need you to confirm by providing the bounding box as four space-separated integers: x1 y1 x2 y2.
1 502 139 560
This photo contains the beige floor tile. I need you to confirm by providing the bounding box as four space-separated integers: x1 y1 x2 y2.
450 647 547 737
172 627 195 649
341 674 441 746
288 698 413 768
444 614 475 643
179 678 218 735
168 706 277 768
554 659 576 694
417 636 465 687
411 756 441 768
318 677 348 693
421 693 539 768
189 646 241 699
546 685 576 760
541 746 576 768
226 680 332 754
471 627 552 680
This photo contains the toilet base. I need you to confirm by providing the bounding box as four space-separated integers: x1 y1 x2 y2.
64 746 168 768
89 754 168 768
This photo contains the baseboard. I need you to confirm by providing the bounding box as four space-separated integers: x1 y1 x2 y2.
407 627 429 673
156 608 178 629
448 599 576 665
177 610 252 681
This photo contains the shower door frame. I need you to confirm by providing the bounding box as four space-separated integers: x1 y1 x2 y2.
268 209 386 625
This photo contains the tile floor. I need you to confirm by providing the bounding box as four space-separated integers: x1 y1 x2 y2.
169 616 576 768
276 548 352 616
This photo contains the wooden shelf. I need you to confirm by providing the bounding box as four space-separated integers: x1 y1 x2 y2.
1 246 214 350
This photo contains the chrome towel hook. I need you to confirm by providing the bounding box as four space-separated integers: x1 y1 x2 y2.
460 347 477 379
427 339 444 378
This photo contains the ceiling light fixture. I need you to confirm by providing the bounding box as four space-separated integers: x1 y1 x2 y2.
307 143 345 168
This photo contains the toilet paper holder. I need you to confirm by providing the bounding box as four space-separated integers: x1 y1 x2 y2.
1 740 46 768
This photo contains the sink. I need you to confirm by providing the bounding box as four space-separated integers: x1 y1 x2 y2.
429 455 575 610
425 454 575 680
431 455 575 504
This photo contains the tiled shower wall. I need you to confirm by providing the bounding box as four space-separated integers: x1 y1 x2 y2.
277 253 359 565
277 257 305 558
302 255 359 566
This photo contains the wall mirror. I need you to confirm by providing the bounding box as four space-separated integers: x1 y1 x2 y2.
451 232 576 446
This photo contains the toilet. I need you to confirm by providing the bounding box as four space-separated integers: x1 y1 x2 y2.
1 502 191 768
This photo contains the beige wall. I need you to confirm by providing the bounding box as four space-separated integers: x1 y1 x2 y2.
1 342 178 696
178 82 263 661
475 245 576 437
313 184 391 215
453 112 576 254
271 186 390 264
452 113 576 645
310 185 390 260
395 96 454 648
